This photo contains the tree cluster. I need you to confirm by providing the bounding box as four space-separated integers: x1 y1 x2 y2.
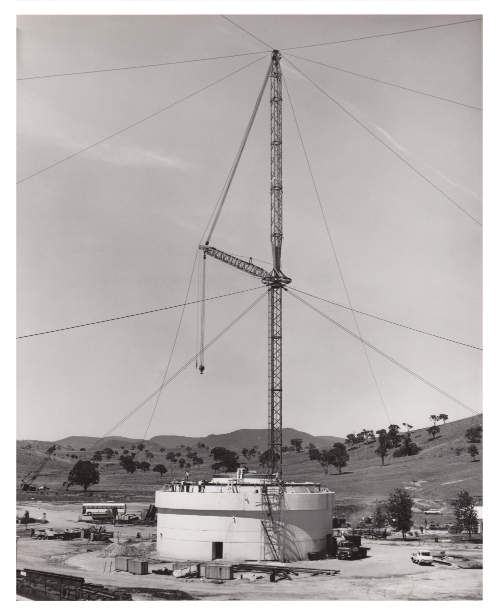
210 447 239 472
308 442 349 474
465 425 482 443
453 490 478 537
67 460 100 492
374 424 420 464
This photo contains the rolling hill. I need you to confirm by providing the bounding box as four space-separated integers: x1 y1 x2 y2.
17 415 482 521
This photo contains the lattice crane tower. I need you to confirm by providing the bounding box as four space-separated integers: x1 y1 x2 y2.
200 50 290 475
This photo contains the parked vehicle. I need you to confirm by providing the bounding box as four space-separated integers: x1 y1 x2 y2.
336 534 369 560
32 528 61 540
411 550 433 565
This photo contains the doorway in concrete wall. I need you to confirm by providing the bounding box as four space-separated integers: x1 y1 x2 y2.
212 542 223 559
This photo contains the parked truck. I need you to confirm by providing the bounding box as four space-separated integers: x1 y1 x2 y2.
336 534 369 560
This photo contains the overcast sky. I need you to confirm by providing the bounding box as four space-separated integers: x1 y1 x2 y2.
17 14 482 442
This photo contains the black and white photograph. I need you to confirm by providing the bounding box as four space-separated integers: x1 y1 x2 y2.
14 2 488 602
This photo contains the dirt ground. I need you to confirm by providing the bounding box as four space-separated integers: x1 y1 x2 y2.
16 501 482 601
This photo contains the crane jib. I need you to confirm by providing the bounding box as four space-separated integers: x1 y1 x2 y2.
197 50 287 480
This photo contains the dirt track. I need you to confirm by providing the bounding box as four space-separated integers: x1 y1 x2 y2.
16 502 482 600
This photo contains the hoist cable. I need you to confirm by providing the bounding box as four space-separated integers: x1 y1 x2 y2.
288 289 480 416
199 254 208 372
93 291 267 449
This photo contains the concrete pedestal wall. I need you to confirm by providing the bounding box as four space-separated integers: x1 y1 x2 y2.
155 488 334 561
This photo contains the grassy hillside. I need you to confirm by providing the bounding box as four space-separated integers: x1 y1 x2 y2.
17 416 482 520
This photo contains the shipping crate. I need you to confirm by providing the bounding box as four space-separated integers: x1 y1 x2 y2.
129 560 149 575
200 563 233 580
114 556 131 572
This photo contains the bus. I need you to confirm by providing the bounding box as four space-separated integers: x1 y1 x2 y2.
81 503 126 521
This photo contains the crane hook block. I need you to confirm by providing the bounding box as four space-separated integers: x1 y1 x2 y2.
199 364 205 375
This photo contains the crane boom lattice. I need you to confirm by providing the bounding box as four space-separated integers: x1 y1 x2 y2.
200 50 290 479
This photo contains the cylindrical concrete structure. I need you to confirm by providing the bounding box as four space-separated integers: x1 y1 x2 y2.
155 476 334 562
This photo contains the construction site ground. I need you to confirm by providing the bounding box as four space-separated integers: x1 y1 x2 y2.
16 502 482 601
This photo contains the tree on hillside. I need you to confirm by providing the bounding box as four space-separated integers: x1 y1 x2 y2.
387 425 401 447
258 448 280 472
145 451 155 460
345 433 357 447
92 451 103 462
136 461 150 473
153 464 167 477
80 448 86 451
119 455 137 474
453 490 478 537
290 438 303 453
166 452 176 463
192 456 204 467
465 425 482 443
178 458 186 469
317 449 335 474
373 502 388 528
375 432 389 466
438 413 449 424
160 447 165 453
427 425 440 440
67 460 100 492
393 433 421 458
468 444 479 461
308 444 320 461
211 447 240 472
102 447 114 460
137 443 145 451
46 444 57 456
429 414 439 426
331 443 349 474
387 488 413 539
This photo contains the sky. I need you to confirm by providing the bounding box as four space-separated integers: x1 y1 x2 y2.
16 14 482 442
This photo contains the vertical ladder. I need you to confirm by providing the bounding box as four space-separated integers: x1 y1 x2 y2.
261 483 286 561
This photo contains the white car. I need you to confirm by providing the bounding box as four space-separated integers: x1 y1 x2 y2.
411 550 433 565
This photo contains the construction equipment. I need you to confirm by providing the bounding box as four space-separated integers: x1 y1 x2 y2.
199 51 288 477
336 534 369 560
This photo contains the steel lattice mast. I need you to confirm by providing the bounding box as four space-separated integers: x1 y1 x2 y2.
200 50 290 477
268 50 285 475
